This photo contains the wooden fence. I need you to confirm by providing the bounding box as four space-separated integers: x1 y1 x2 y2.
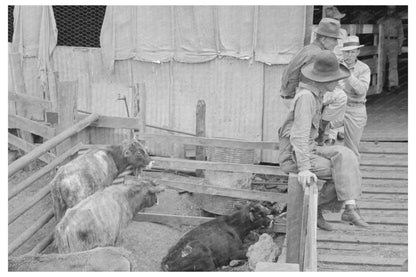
8 79 317 270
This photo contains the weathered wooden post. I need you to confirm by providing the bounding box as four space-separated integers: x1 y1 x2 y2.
9 52 34 170
377 23 385 94
195 100 206 177
56 80 79 155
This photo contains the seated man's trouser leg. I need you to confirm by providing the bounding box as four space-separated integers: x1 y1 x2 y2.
280 143 362 212
322 88 347 140
344 104 367 159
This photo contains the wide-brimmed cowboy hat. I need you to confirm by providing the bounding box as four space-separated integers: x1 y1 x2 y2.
301 50 350 83
325 6 346 19
314 18 342 39
340 35 364 51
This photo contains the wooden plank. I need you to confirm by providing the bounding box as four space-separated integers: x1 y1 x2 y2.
286 173 303 264
195 100 206 177
138 133 279 150
56 80 78 155
150 156 286 175
324 213 407 225
8 143 83 200
318 232 407 245
376 23 384 94
8 114 55 139
8 113 99 177
126 175 287 203
29 232 54 255
137 83 147 134
9 92 52 112
360 153 407 167
134 212 213 227
318 242 408 253
360 193 407 202
8 133 56 164
8 209 54 255
362 185 407 194
362 178 407 187
78 114 140 129
361 167 407 180
357 200 407 210
298 186 309 271
358 46 378 57
303 183 318 271
318 263 401 272
321 222 407 233
359 141 407 154
318 254 405 266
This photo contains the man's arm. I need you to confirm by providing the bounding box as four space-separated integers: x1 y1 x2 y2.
343 64 371 97
289 92 316 171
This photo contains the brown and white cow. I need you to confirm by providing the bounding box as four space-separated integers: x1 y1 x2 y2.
161 203 272 271
54 178 163 254
50 139 153 221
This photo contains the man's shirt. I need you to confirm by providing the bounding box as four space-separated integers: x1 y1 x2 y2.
279 82 323 171
340 60 371 103
280 40 325 98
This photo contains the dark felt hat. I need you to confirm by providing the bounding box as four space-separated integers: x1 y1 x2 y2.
314 18 342 39
301 50 350 83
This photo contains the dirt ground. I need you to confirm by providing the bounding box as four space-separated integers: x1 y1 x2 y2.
8 150 285 271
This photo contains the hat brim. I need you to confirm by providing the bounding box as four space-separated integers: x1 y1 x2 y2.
314 29 342 39
340 45 364 51
301 63 350 83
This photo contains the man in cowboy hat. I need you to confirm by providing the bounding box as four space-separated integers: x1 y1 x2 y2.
278 50 370 231
280 18 341 107
328 35 371 158
377 6 404 93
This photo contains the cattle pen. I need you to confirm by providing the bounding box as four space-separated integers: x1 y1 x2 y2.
8 80 407 271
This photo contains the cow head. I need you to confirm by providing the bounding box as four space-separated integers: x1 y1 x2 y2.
125 178 164 213
246 203 272 229
121 138 153 170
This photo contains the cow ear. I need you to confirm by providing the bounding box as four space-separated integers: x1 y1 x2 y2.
249 211 255 222
123 149 132 157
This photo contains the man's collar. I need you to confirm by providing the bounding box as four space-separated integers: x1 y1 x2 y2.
298 82 321 97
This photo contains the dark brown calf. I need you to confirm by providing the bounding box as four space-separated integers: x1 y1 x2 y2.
161 203 271 271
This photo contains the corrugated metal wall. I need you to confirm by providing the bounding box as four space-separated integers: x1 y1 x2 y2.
9 45 288 162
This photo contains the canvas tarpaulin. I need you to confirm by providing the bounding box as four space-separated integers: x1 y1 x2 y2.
100 6 308 71
12 6 58 93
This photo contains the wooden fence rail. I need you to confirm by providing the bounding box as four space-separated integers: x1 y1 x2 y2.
8 113 99 177
8 133 56 164
9 143 83 200
8 209 54 255
9 114 56 140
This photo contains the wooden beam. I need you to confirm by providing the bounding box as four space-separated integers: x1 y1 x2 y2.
131 175 287 203
8 113 99 177
138 133 279 150
298 184 309 271
286 173 303 264
150 156 286 175
78 114 140 129
8 92 53 111
8 133 56 164
8 114 56 139
134 212 213 227
8 143 83 200
303 183 318 271
134 212 286 233
318 255 405 267
56 80 78 155
8 209 54 255
195 100 206 177
376 23 385 94
29 232 54 255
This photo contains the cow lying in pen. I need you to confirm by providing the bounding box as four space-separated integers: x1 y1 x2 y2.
51 138 153 221
161 203 272 271
54 178 163 254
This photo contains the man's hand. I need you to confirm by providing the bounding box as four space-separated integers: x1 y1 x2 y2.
298 170 317 190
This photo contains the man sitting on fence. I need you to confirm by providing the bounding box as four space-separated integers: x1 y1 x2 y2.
278 50 370 231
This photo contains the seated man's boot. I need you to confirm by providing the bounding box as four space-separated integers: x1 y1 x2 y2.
316 120 330 146
341 204 371 228
317 206 333 231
